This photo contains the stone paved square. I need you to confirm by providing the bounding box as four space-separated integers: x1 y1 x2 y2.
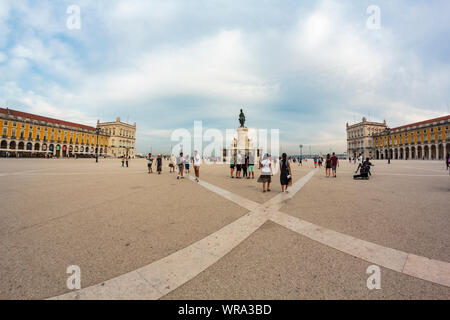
1 158 449 299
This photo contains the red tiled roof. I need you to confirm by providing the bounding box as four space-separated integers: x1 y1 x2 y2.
391 115 450 131
0 107 96 131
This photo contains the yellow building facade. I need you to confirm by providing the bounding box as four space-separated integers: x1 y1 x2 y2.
0 107 109 158
372 115 450 160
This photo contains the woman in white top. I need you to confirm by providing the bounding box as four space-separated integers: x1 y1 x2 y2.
257 153 272 192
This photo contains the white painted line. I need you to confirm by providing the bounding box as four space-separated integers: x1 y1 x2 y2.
50 207 270 300
188 176 260 211
402 254 450 287
270 211 450 287
376 173 449 177
50 167 450 299
51 171 316 300
264 169 317 210
270 211 408 272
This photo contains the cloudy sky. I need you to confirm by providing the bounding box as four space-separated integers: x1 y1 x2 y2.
1 0 449 155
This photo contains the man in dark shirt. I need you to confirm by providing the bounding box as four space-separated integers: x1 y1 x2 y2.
331 152 339 178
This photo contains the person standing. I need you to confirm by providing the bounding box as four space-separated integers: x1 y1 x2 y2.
169 154 176 173
126 155 129 168
243 155 249 178
193 150 201 182
446 153 449 171
355 153 363 173
121 155 125 167
230 154 236 178
156 154 162 174
248 152 255 179
331 152 339 178
236 151 242 179
177 152 185 179
325 154 331 177
147 153 154 173
184 154 190 174
280 153 292 193
298 156 302 166
313 155 318 168
258 153 272 193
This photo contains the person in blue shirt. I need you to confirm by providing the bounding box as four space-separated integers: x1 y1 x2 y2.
156 154 162 174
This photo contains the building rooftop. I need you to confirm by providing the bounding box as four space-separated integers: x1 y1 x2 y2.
0 107 96 131
391 115 450 131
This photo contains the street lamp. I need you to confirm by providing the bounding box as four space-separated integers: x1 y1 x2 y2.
386 127 391 164
95 127 100 163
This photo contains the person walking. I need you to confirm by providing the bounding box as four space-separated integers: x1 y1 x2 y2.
331 152 339 178
156 154 162 174
177 152 185 179
325 154 332 177
258 153 272 193
121 155 125 167
298 156 302 166
313 155 318 168
280 153 292 193
147 153 154 173
126 155 129 168
193 150 201 182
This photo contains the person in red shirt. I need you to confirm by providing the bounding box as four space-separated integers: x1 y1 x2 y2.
330 152 339 178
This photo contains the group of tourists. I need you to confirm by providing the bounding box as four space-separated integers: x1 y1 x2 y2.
229 152 256 179
229 152 293 193
146 151 201 182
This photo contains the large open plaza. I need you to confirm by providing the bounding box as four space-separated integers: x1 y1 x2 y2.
1 158 449 300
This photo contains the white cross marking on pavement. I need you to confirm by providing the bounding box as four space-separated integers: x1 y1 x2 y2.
51 168 450 300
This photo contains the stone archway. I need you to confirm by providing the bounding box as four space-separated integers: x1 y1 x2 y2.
438 144 443 160
10 141 16 150
394 148 398 160
418 146 423 159
411 146 416 159
405 147 409 160
431 145 436 160
34 143 40 151
424 145 429 159
446 144 450 158
18 142 25 150
0 140 7 149
399 148 404 160
376 150 379 159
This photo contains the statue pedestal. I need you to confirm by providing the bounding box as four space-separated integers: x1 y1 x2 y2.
236 127 249 150
223 126 261 163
